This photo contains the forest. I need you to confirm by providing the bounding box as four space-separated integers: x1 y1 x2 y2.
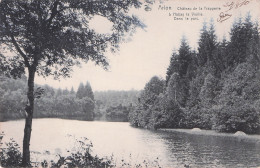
0 77 95 121
129 15 260 134
94 90 139 121
0 76 139 122
1 14 259 134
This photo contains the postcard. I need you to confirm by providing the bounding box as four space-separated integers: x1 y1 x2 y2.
0 0 260 167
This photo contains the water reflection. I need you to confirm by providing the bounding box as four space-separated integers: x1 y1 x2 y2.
154 130 260 167
0 119 260 167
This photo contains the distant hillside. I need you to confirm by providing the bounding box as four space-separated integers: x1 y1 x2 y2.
0 74 140 122
0 76 95 121
94 90 140 121
94 90 140 107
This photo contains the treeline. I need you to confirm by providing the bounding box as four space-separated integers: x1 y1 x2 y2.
0 75 139 121
34 82 95 120
129 15 260 134
94 90 139 121
0 77 95 121
0 75 27 120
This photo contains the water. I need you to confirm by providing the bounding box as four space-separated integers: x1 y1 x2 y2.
1 118 260 167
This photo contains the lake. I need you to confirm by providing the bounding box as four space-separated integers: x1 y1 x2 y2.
1 118 260 167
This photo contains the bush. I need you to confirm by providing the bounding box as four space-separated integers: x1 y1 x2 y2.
0 135 113 168
0 135 162 168
50 137 114 168
183 106 213 129
212 103 260 134
0 133 22 167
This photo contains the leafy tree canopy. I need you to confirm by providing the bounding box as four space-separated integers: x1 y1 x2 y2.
0 0 145 165
0 0 144 79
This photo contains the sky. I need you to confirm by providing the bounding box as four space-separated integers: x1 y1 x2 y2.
35 0 260 92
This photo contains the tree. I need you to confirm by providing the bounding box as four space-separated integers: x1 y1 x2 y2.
213 36 228 74
62 88 69 95
0 0 143 165
166 37 192 83
197 20 217 68
79 97 95 120
178 37 191 78
70 87 75 95
199 73 218 107
85 81 94 100
186 49 198 80
166 72 189 108
197 21 209 66
56 88 62 97
166 37 191 107
212 62 260 133
166 73 180 103
76 82 85 99
139 76 164 109
129 76 164 128
227 14 258 66
207 20 217 66
166 51 179 84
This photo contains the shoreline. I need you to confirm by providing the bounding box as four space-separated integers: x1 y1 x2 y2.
159 128 260 143
1 118 260 143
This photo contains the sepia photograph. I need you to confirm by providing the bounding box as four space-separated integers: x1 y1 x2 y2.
0 0 260 167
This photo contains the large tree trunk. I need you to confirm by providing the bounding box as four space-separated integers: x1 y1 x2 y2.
22 67 35 167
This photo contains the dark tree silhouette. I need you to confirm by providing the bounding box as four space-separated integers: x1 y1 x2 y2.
166 51 179 84
76 82 85 99
85 81 94 100
0 0 144 166
178 37 191 78
197 21 217 67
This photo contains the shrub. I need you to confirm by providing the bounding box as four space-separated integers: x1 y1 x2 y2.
50 137 114 168
0 135 114 168
0 135 162 168
0 134 22 167
212 103 260 134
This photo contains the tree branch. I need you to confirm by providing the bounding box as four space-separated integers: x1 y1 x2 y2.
46 0 60 28
2 15 30 67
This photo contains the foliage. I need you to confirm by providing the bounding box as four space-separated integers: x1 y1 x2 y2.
129 15 260 134
0 75 27 121
129 76 165 129
95 90 139 107
167 73 189 107
212 103 260 134
166 52 179 84
139 76 165 108
149 94 185 129
76 82 94 100
0 0 145 165
0 134 22 167
178 37 192 78
211 63 260 133
0 76 140 121
0 135 161 168
199 73 218 107
49 137 114 168
106 104 134 122
0 0 144 79
197 21 217 68
94 90 139 121
76 83 86 99
227 14 258 66
0 77 97 121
